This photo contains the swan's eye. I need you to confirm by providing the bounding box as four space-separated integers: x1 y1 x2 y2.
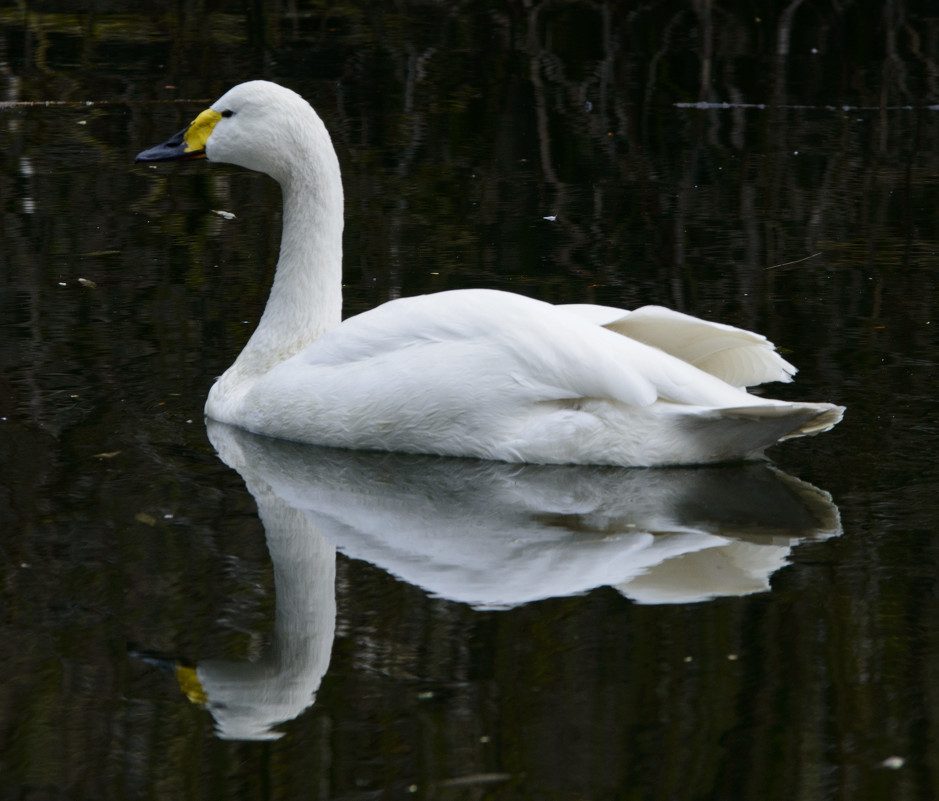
221 110 234 118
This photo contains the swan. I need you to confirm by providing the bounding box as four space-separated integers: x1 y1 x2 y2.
135 80 843 466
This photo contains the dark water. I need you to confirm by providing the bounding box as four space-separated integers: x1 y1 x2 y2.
3 2 939 799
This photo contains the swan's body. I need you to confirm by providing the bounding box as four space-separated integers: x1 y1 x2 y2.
136 80 843 466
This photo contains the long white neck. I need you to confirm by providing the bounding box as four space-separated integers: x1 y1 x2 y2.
207 118 344 417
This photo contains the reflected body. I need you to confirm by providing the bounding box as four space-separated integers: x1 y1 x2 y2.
168 422 840 739
136 81 843 466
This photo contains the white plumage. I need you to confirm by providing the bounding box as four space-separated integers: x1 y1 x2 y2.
136 80 843 466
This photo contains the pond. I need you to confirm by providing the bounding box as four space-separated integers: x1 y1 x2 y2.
2 3 939 799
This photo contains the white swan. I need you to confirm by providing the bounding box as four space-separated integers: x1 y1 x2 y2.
136 80 843 466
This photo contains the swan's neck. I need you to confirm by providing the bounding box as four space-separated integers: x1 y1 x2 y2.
208 141 344 416
261 176 344 347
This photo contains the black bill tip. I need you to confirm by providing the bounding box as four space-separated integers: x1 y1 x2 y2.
135 126 205 163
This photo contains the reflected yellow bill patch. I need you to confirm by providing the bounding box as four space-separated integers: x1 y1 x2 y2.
175 663 208 706
183 109 223 154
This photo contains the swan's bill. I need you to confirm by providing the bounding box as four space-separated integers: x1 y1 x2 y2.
135 108 222 163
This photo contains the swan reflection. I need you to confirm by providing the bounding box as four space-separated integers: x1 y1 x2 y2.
157 422 841 740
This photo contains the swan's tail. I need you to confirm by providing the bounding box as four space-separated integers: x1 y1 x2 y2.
774 402 845 440
676 401 845 463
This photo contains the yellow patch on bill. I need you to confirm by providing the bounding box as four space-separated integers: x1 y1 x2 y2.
184 108 223 154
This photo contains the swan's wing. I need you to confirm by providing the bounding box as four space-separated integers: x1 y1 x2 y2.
561 303 796 387
301 289 751 409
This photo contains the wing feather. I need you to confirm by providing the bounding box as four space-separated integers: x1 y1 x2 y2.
562 303 796 387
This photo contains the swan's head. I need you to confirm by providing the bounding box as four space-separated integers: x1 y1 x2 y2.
135 80 336 184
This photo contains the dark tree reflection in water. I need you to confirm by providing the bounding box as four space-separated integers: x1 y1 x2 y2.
1 2 939 799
